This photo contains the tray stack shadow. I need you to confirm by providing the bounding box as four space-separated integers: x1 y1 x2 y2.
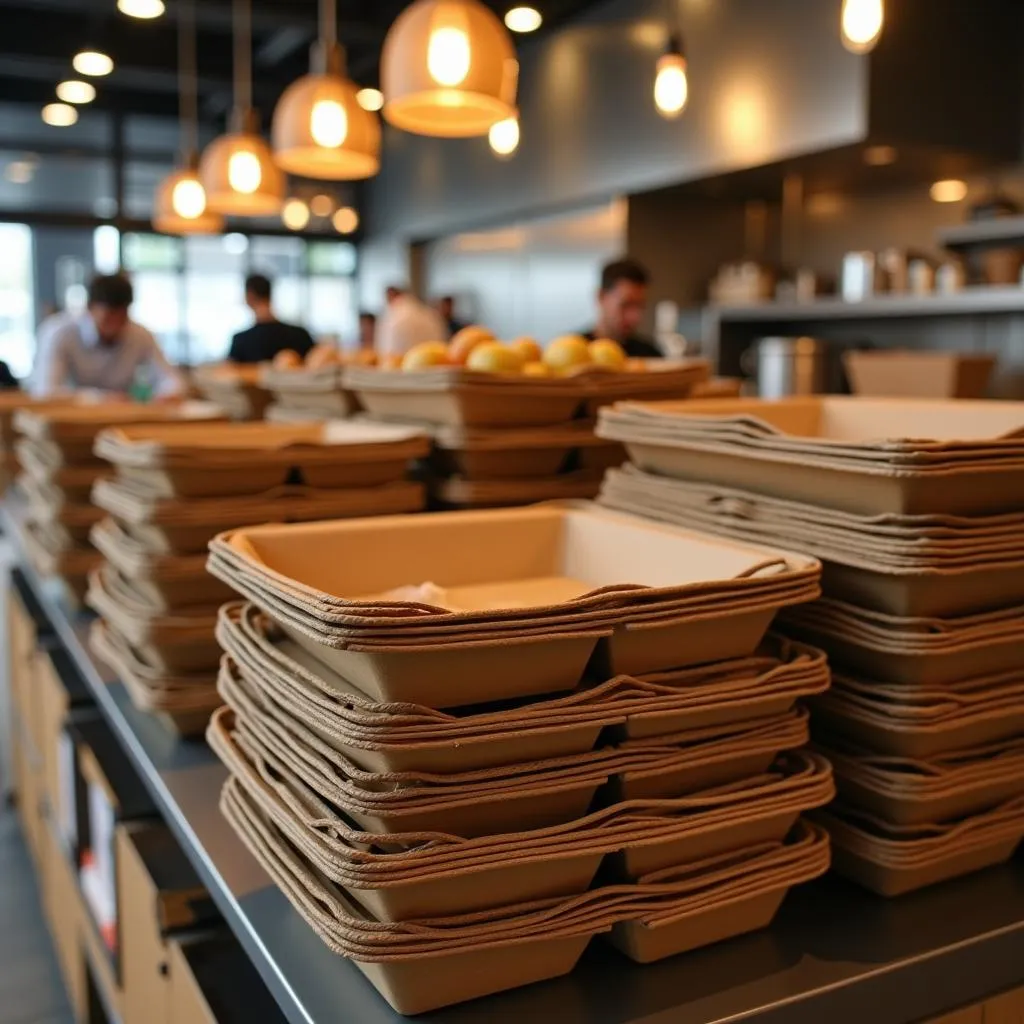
84 419 430 736
343 361 721 510
204 502 830 1014
598 395 1024 897
11 400 223 605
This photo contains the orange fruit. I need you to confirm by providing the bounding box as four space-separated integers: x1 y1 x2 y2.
402 341 451 371
589 339 627 371
448 325 495 364
543 335 592 373
466 342 526 373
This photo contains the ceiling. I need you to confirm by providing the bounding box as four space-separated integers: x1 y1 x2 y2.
0 0 600 129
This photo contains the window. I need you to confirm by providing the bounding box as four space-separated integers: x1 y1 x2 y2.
0 224 35 379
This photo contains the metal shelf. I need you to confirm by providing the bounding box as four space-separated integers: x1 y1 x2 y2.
710 288 1024 324
938 216 1024 251
6 500 1024 1024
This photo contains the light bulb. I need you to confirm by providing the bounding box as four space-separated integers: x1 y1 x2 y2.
171 176 207 219
488 116 519 156
56 80 96 104
356 87 384 112
310 98 349 148
930 179 968 204
310 194 334 217
42 103 78 127
117 0 165 18
333 206 359 234
654 53 688 118
282 199 311 231
427 26 471 87
841 0 884 54
504 6 542 32
73 50 114 77
228 149 262 194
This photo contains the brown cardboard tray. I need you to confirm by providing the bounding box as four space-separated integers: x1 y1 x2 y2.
193 365 273 420
598 397 1024 516
811 669 1024 758
217 601 827 772
815 798 1024 896
219 773 827 1015
600 466 1024 616
431 471 604 508
209 502 819 624
210 708 832 922
15 400 223 460
14 438 109 497
843 351 996 400
817 736 1024 826
94 421 428 497
782 599 1024 686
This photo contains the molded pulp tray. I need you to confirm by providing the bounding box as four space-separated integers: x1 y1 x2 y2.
94 477 426 555
814 797 1024 896
217 602 829 773
815 736 1024 826
600 465 1024 617
14 438 109 497
206 503 820 706
597 397 1024 516
781 598 1024 686
431 471 604 508
345 361 710 429
90 619 218 722
86 566 222 672
216 666 811 837
219 773 828 1015
193 365 273 420
811 669 1024 758
430 421 623 481
94 420 429 497
15 400 223 461
259 365 356 416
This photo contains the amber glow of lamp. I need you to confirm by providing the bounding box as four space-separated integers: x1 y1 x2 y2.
272 0 380 179
200 0 284 216
381 0 519 138
841 0 884 54
654 33 688 118
153 0 223 234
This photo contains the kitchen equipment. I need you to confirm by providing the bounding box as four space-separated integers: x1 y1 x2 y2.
741 337 830 399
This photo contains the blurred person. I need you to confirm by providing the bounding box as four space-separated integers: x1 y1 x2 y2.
436 295 469 336
358 311 377 353
376 286 448 360
0 361 18 389
581 258 662 358
32 273 184 397
229 273 315 364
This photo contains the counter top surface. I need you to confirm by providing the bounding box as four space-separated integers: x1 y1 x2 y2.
5 499 1024 1024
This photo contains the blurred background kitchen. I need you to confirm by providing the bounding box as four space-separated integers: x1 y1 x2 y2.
1 0 1024 397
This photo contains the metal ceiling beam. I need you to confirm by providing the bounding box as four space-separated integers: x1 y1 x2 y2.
0 0 384 42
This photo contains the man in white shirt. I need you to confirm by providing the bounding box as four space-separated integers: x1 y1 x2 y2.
32 274 184 398
375 286 448 361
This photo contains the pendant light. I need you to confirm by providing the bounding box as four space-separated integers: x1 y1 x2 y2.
654 32 688 118
381 0 518 138
200 0 284 216
154 0 223 234
272 0 380 180
841 0 884 54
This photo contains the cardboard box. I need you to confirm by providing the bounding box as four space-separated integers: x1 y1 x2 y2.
42 816 87 1023
844 350 996 399
168 935 290 1024
37 647 92 817
117 823 214 1024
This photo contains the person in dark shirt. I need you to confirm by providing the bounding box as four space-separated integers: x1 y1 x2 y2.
436 295 470 337
0 361 19 389
581 258 663 358
228 273 315 364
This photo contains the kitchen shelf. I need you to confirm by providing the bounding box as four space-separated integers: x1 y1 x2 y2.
710 287 1024 323
6 498 1024 1024
938 216 1024 251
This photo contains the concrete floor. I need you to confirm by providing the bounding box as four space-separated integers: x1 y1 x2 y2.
0 808 74 1024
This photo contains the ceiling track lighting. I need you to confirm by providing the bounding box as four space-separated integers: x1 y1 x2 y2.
382 0 519 139
841 0 884 54
488 114 519 157
72 50 114 77
272 0 380 180
117 0 166 19
153 0 223 234
200 0 284 216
